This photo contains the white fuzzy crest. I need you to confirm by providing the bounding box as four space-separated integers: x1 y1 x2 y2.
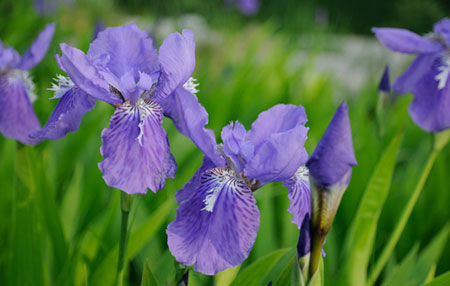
435 57 450 90
183 77 199 94
8 69 37 102
48 74 74 99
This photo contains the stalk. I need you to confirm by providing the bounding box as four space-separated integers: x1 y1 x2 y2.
368 130 449 285
116 192 133 286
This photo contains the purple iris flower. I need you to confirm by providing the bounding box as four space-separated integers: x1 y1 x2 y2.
373 18 450 132
378 65 391 93
166 104 310 275
31 24 215 195
0 23 55 145
225 0 259 15
305 102 356 274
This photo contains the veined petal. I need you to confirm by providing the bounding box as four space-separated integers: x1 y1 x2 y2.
0 73 40 145
167 167 260 275
88 24 159 80
99 99 176 194
17 23 55 70
175 156 217 203
244 124 309 184
372 28 443 54
393 54 438 94
283 166 311 229
156 30 195 100
159 86 225 166
59 43 121 105
408 58 450 132
30 86 97 140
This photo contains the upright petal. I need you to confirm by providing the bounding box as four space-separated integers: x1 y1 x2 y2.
30 86 96 140
245 124 309 184
283 166 311 229
221 121 254 172
433 18 450 45
156 30 195 100
59 43 120 105
0 73 40 145
167 167 260 275
246 104 307 148
17 23 55 70
244 104 309 184
408 58 450 132
159 86 225 166
0 44 20 70
393 54 438 94
88 24 158 79
99 99 176 194
306 102 357 188
372 28 443 54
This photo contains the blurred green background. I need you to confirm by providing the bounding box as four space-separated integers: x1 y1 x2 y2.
0 0 449 285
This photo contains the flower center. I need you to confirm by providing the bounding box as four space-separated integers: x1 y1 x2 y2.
435 56 450 90
7 69 37 102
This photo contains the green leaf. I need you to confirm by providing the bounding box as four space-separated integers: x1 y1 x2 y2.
383 225 449 286
308 257 324 286
215 266 240 286
339 134 403 285
90 198 174 285
232 248 291 286
141 259 158 286
426 271 450 286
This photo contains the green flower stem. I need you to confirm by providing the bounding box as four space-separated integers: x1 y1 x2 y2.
368 131 449 285
116 192 133 286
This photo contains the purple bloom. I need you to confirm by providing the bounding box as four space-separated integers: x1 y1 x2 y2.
378 65 391 93
226 0 259 15
167 104 310 275
0 23 55 145
32 24 214 195
305 102 356 275
373 18 450 132
306 102 357 189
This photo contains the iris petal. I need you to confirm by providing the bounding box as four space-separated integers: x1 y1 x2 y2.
17 23 55 70
167 166 260 275
372 28 443 54
99 99 176 194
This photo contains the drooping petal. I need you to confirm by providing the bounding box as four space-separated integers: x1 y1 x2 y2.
0 73 40 145
156 30 195 100
283 166 311 229
99 99 176 194
30 87 96 140
59 43 120 105
372 28 443 54
167 167 260 275
88 24 158 80
175 156 216 203
221 121 254 172
433 17 450 45
159 86 225 166
306 102 357 188
246 104 308 148
17 23 55 70
393 54 438 94
408 58 450 132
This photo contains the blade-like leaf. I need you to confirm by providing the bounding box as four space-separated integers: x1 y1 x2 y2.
426 271 450 286
383 225 449 286
215 266 240 286
142 259 158 286
339 134 403 285
232 248 291 286
90 198 174 285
